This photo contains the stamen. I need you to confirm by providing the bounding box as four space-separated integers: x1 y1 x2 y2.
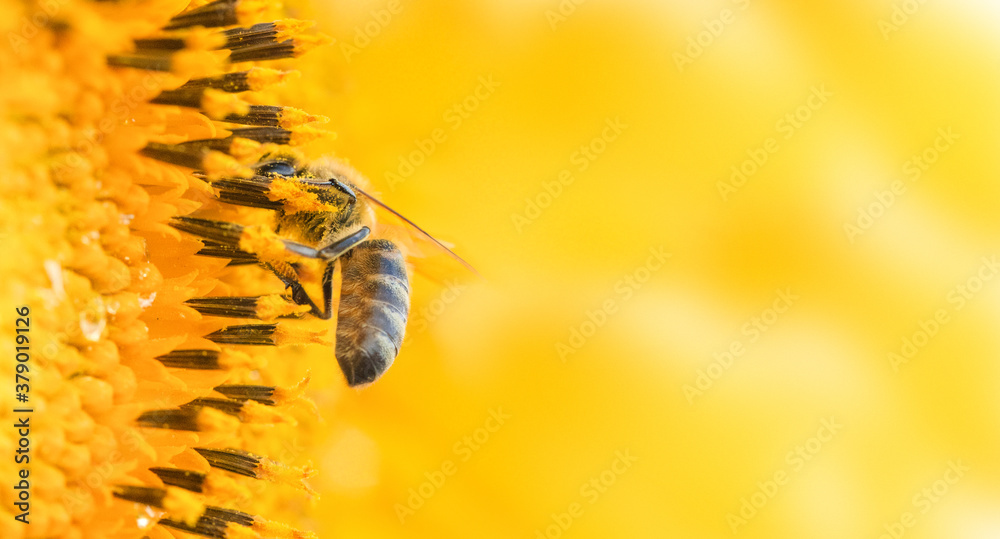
202 150 255 179
176 136 264 160
113 485 204 526
186 296 267 318
194 447 263 478
157 517 229 539
213 384 277 405
113 485 167 507
150 87 209 109
134 28 227 52
194 448 317 495
223 20 315 49
170 216 246 247
151 467 253 500
156 349 224 370
255 294 312 320
201 89 252 119
163 0 267 31
205 323 278 345
196 240 259 265
107 51 224 77
167 68 296 94
225 126 330 146
137 407 239 433
160 506 315 539
150 467 208 493
204 323 327 347
214 374 310 406
228 34 331 63
223 105 328 128
159 511 254 539
106 54 172 72
183 397 247 417
186 397 294 424
211 175 283 209
141 142 250 177
227 127 293 144
203 506 256 527
186 294 308 320
136 408 202 430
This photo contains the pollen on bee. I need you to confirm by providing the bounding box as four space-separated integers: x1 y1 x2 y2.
267 178 335 214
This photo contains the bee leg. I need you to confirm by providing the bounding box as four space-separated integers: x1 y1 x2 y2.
264 260 326 318
327 178 357 206
172 216 372 320
264 227 372 320
316 227 370 260
318 262 336 320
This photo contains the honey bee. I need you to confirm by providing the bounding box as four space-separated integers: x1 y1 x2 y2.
172 155 470 387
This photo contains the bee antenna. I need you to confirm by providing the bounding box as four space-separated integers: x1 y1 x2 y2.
352 185 481 278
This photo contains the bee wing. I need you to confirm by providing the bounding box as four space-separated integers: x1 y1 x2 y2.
352 185 482 284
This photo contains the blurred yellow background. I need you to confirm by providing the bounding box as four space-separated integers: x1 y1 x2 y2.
289 0 1000 537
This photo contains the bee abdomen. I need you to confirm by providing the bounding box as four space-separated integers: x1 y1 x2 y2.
335 239 410 386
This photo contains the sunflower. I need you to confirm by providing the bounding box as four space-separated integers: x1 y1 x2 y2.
0 0 368 536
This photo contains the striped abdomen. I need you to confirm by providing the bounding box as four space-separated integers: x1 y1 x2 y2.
335 239 410 386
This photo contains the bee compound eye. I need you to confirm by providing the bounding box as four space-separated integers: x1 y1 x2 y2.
255 160 297 177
